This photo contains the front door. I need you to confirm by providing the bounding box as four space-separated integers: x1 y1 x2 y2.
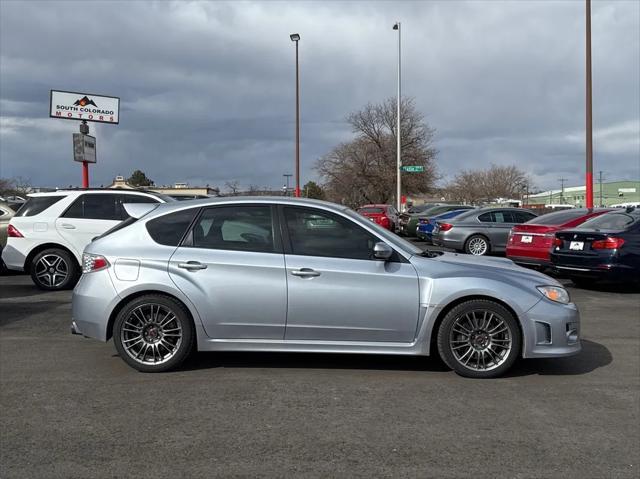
281 206 420 342
168 205 287 339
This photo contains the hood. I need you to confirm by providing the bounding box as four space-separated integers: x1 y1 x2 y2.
411 251 560 286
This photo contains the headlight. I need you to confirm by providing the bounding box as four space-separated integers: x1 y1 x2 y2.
537 285 570 304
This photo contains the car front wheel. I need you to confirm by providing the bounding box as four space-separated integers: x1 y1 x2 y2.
113 295 195 372
30 248 79 290
437 299 521 378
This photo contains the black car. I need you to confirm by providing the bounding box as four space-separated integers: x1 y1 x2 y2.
550 207 640 285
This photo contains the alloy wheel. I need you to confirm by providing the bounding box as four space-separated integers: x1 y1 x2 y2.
120 303 183 365
449 309 512 371
467 237 488 255
34 254 69 288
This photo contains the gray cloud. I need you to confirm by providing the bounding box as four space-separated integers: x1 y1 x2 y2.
0 0 638 192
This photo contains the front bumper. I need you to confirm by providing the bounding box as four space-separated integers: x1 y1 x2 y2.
71 270 121 341
522 298 581 358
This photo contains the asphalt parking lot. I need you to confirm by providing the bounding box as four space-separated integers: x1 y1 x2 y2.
1 263 639 478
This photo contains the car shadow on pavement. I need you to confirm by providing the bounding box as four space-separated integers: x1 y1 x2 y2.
178 339 611 377
569 282 640 294
182 351 450 373
505 339 612 377
0 282 45 299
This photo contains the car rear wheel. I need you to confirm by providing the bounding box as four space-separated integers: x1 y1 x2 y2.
465 235 490 256
437 299 521 378
30 248 79 290
113 295 195 372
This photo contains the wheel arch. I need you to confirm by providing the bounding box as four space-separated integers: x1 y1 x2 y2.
106 290 196 341
428 294 524 357
24 243 79 273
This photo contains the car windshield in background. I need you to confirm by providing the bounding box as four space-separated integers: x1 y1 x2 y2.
577 212 638 231
15 196 66 217
358 207 385 214
527 209 589 225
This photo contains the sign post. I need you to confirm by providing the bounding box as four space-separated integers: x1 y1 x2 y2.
50 90 119 188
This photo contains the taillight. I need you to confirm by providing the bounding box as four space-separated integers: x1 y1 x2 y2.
439 223 453 232
592 237 625 250
553 237 563 247
82 253 110 273
7 225 23 238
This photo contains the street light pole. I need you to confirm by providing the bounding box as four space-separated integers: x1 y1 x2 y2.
585 0 594 208
393 22 402 212
290 33 301 198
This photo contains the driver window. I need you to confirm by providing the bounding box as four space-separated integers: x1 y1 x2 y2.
283 206 376 260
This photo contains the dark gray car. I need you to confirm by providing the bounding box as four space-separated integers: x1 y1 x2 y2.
432 207 538 255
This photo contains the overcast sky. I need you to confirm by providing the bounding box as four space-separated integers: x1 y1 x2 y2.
1 0 638 193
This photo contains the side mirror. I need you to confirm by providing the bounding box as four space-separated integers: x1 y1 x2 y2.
373 242 393 261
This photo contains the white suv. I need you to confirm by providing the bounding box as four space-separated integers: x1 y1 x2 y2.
2 189 172 290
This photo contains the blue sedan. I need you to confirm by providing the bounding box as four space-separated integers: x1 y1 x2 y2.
417 209 472 243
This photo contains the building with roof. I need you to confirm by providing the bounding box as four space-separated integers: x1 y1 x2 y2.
524 180 640 208
108 176 219 197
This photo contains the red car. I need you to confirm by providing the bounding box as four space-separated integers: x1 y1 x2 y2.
507 208 613 268
357 204 399 231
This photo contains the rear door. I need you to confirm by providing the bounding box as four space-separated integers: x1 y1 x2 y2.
168 204 287 339
484 210 518 251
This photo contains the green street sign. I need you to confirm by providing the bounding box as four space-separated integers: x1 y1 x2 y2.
401 165 424 173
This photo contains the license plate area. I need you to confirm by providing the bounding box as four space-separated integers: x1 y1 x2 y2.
521 235 533 243
569 241 584 251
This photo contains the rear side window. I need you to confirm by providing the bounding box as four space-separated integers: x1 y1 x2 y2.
514 211 537 223
15 196 65 217
146 208 198 246
62 194 121 220
118 194 159 219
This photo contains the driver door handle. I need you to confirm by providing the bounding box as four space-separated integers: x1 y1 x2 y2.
178 261 208 271
60 223 76 229
290 268 321 278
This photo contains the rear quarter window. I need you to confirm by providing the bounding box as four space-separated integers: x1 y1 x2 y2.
146 208 198 246
15 196 66 217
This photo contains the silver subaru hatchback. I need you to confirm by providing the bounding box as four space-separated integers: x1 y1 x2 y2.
71 197 580 378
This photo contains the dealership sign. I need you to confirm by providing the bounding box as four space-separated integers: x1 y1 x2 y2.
50 90 119 124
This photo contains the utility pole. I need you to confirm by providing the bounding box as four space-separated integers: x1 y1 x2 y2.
585 0 594 208
290 34 301 198
393 22 402 212
558 178 567 203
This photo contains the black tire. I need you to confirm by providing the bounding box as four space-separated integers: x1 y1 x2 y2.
113 294 195 372
30 248 79 291
437 299 521 378
464 235 491 256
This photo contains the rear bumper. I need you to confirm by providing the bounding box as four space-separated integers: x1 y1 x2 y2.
507 255 551 268
553 263 636 281
1 243 27 271
522 299 581 358
71 270 121 341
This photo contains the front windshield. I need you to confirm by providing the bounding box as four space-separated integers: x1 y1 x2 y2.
344 208 423 256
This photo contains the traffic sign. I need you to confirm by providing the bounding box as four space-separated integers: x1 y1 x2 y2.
73 133 97 163
401 165 424 173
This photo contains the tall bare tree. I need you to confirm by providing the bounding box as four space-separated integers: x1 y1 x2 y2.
316 98 438 207
446 164 532 204
224 180 241 196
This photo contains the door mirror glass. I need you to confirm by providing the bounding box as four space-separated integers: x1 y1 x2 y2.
373 242 393 260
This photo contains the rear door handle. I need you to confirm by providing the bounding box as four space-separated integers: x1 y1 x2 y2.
290 268 321 278
60 223 76 229
178 261 207 271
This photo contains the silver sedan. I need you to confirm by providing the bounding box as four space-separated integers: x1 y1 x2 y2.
71 197 580 378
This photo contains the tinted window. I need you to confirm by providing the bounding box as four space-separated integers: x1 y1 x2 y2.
192 206 274 253
15 196 65 217
284 207 376 260
62 194 121 220
358 207 385 214
577 212 638 231
478 212 493 223
513 211 537 223
119 194 159 219
147 208 198 246
527 210 585 225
